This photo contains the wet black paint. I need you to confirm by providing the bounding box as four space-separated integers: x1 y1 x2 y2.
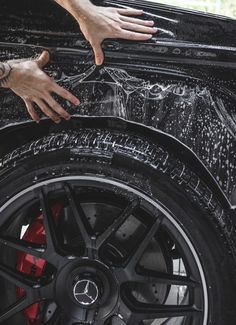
0 0 236 205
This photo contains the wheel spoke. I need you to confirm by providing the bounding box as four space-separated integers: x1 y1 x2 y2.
64 183 93 249
0 236 45 259
124 304 201 323
39 189 58 254
126 216 163 269
0 262 35 291
97 198 140 248
0 283 54 323
94 319 110 325
0 297 31 323
115 267 199 288
59 314 88 325
189 313 203 325
54 314 71 325
132 271 200 288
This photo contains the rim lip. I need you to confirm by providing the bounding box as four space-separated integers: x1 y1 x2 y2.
0 175 209 325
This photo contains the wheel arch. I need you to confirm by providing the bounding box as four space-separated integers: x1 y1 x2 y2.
0 116 232 210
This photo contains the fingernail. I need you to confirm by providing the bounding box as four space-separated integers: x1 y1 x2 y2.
66 116 71 120
75 100 80 105
96 59 103 66
55 119 61 124
153 27 158 31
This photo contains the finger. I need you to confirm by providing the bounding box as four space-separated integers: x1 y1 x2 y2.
24 99 40 123
44 93 71 120
36 50 50 69
120 16 155 26
92 43 105 66
121 22 157 34
52 84 80 106
34 98 61 124
117 8 144 16
117 30 153 41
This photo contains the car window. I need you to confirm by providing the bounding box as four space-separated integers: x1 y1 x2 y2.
145 0 236 18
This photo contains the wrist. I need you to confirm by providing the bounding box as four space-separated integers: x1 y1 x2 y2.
55 0 95 19
0 62 12 88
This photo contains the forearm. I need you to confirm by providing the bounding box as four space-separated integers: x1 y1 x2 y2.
55 0 94 19
0 62 12 88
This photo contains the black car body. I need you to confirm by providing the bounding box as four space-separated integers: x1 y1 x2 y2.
0 1 236 324
1 0 236 208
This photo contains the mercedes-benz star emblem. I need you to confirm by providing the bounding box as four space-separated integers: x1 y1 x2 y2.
73 279 99 306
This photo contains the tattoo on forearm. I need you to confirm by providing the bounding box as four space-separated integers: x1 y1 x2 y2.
0 62 12 87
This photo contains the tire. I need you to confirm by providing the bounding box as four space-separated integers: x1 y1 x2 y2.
0 128 235 325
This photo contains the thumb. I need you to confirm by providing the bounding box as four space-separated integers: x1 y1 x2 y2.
92 43 104 66
36 50 50 69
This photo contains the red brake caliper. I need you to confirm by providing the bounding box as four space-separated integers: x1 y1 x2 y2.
17 202 64 325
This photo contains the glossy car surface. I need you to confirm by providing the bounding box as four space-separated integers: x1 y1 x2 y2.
0 1 236 325
0 0 236 206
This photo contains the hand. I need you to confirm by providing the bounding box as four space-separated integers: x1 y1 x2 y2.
56 0 157 65
3 51 80 123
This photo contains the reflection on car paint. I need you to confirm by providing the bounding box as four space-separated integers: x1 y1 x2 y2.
0 0 236 206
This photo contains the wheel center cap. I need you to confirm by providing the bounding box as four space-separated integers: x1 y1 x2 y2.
73 279 99 306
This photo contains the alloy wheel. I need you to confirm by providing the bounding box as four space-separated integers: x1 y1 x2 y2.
0 177 208 325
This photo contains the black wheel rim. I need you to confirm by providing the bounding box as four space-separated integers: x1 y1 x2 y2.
0 176 208 325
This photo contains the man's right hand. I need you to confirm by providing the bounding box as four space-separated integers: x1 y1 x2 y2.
56 0 157 66
1 51 80 123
